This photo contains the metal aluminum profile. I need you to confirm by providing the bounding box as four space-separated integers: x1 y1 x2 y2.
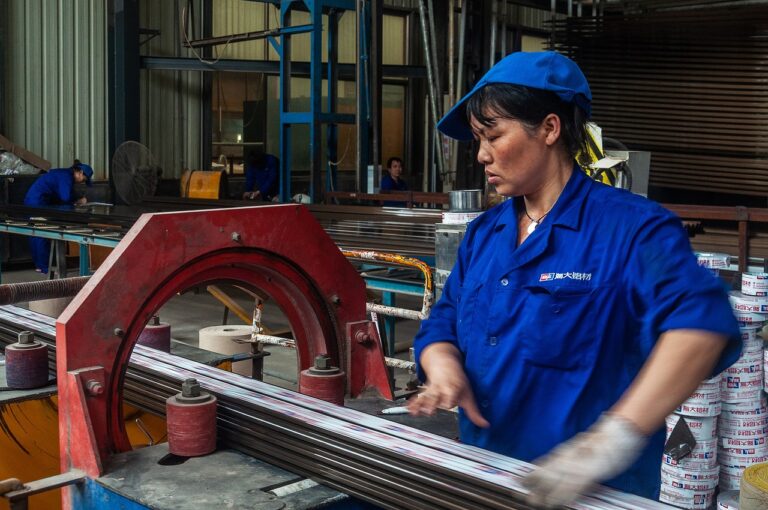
0 305 674 510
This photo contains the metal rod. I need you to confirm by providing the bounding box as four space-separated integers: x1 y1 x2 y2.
0 277 90 305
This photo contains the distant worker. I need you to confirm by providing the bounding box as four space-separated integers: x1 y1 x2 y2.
24 160 93 273
381 156 408 207
243 149 279 201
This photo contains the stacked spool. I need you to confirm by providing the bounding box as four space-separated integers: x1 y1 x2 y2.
658 252 730 508
717 490 739 509
718 273 768 492
661 380 721 509
696 252 731 276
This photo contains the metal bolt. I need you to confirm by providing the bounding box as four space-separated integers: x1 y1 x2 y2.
314 354 331 370
355 331 372 344
182 378 201 398
330 294 340 305
231 232 241 242
114 328 124 337
150 316 160 326
86 380 104 396
18 331 34 344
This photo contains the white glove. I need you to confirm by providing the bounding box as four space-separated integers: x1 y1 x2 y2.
522 413 648 509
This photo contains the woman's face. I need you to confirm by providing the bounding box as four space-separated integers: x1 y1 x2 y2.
389 160 403 178
470 114 555 197
73 169 86 184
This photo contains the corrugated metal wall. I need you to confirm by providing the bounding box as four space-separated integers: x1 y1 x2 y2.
140 0 204 178
4 0 109 177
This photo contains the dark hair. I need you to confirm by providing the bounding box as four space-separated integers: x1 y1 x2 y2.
247 150 266 169
386 156 403 169
465 84 588 160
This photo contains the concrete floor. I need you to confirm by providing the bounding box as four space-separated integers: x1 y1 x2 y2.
4 266 421 393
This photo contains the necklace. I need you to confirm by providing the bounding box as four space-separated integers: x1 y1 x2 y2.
524 208 551 234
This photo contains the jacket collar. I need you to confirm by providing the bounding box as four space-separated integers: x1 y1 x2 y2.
491 164 592 273
493 163 590 233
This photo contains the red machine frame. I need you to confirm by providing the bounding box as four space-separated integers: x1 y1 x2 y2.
56 206 393 495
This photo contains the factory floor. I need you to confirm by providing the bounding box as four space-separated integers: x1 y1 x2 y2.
3 266 421 393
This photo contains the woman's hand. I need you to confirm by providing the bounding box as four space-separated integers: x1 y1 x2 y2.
408 342 489 428
74 197 87 206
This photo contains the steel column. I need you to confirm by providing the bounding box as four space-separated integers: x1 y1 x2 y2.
108 0 141 165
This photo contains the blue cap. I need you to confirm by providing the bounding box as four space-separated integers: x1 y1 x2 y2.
75 162 94 187
437 51 592 141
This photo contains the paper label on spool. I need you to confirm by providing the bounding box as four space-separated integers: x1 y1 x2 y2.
723 376 763 390
661 463 719 483
676 401 721 417
718 452 768 469
662 452 718 470
721 400 768 417
730 291 768 313
696 252 730 269
716 489 739 510
660 471 718 491
722 436 767 448
666 414 718 441
742 273 768 296
659 484 714 510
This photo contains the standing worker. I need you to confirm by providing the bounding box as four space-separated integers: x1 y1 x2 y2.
408 51 741 507
380 156 408 207
24 160 93 274
243 149 279 201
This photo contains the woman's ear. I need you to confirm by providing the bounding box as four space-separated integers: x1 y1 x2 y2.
541 113 562 147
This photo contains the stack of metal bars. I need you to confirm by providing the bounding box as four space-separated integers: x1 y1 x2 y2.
0 305 673 510
550 4 768 197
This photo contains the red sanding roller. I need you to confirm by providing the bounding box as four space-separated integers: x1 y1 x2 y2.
166 378 217 456
298 354 346 405
137 315 171 352
5 331 49 389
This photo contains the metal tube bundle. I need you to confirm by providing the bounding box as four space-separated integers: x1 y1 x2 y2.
0 305 672 510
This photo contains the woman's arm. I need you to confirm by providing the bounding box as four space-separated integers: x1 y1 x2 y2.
523 328 728 509
611 328 727 433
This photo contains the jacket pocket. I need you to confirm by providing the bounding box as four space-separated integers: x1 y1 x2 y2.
519 283 603 369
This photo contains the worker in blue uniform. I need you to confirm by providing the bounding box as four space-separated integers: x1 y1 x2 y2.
24 160 93 273
243 149 279 201
408 51 741 507
381 156 408 207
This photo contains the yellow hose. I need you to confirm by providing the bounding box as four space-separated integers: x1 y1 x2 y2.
741 462 768 510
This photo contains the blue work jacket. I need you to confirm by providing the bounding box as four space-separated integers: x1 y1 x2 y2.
414 166 741 500
381 173 408 207
245 154 279 200
24 168 78 206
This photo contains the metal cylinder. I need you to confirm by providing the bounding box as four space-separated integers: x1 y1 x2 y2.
298 355 345 405
5 331 49 389
166 378 217 457
448 190 483 212
137 316 171 353
0 276 89 305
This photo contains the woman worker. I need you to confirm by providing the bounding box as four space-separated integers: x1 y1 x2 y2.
24 160 93 273
408 51 741 507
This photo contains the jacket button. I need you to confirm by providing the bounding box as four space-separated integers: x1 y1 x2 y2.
500 278 509 286
551 305 561 314
481 400 490 408
489 336 497 346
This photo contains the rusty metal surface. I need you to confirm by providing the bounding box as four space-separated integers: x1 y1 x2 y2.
0 277 90 306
